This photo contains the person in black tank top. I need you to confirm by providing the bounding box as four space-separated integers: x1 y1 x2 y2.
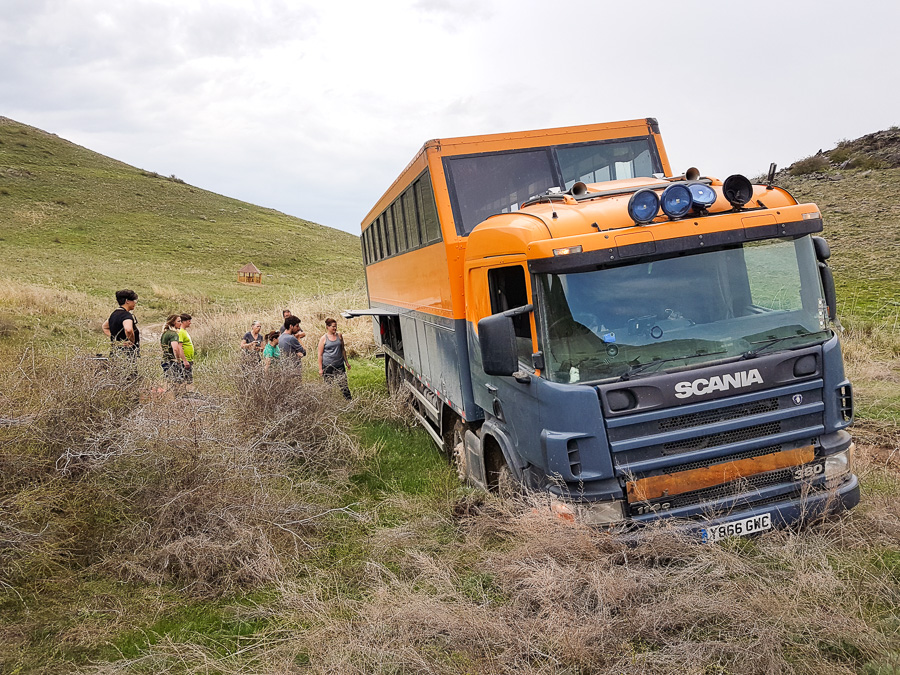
102 290 141 380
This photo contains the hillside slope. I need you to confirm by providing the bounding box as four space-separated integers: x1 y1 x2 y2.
776 129 900 323
0 117 363 318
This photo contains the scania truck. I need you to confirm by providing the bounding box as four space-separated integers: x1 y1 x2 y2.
347 118 859 539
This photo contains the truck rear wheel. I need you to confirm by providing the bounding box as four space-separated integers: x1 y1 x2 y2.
444 418 467 481
385 357 402 395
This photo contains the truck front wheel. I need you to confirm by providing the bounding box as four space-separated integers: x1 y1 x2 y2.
485 438 519 497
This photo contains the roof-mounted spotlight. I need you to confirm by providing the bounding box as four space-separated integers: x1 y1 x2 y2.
627 189 660 224
687 183 717 210
660 184 693 219
723 174 753 209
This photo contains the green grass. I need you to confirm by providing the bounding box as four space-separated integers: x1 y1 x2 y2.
347 355 388 393
107 600 273 661
351 421 453 497
779 167 900 325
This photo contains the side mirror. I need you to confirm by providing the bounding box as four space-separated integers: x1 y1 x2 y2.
478 313 517 376
478 304 532 377
819 263 837 321
812 236 831 262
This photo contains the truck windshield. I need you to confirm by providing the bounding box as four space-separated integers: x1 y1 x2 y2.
537 236 831 383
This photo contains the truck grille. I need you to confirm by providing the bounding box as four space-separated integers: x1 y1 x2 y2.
662 421 782 454
658 397 779 432
606 384 825 478
627 466 833 516
661 445 782 474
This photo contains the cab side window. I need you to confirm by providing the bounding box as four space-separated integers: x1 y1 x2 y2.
488 265 533 365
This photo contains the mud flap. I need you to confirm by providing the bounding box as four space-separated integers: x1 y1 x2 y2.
465 430 487 489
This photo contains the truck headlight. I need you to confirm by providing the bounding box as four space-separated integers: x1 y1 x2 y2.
578 499 626 525
824 446 853 484
548 498 626 525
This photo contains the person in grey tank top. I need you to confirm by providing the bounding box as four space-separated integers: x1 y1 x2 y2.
317 317 351 400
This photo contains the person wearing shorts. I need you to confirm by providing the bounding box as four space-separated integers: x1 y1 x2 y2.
317 317 351 399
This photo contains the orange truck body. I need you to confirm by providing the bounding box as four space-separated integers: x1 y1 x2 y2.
351 118 859 535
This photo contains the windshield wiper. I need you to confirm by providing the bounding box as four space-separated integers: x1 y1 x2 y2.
618 351 726 381
742 335 801 359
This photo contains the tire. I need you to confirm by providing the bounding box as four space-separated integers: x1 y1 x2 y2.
385 357 402 395
443 418 467 482
494 462 520 498
485 442 520 497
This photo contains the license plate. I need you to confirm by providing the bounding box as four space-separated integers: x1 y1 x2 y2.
701 512 772 543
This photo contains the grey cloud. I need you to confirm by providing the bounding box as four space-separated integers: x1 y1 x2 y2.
1 0 322 138
1 1 319 70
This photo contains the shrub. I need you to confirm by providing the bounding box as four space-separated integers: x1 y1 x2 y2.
790 154 830 175
230 363 362 468
830 146 854 164
0 352 366 597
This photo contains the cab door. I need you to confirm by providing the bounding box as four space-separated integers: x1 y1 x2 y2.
467 260 544 483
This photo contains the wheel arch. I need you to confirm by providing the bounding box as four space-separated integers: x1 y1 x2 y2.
480 420 523 486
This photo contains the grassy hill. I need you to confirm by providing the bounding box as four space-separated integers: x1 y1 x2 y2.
0 116 364 346
1 119 899 674
775 128 900 324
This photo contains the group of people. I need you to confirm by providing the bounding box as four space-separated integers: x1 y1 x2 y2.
240 309 352 399
102 293 353 399
101 289 196 389
160 312 195 386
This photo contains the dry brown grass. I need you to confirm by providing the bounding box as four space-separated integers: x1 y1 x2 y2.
0 278 105 318
264 482 899 675
2 294 898 674
0 350 368 600
193 286 374 360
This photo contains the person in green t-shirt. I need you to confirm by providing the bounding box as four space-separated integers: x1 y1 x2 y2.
160 314 189 383
178 313 195 385
263 331 281 372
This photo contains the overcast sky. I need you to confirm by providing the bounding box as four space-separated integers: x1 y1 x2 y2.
3 0 899 235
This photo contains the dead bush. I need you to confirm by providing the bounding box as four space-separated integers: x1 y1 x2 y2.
1 351 365 598
230 362 363 471
350 387 416 428
0 350 140 469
